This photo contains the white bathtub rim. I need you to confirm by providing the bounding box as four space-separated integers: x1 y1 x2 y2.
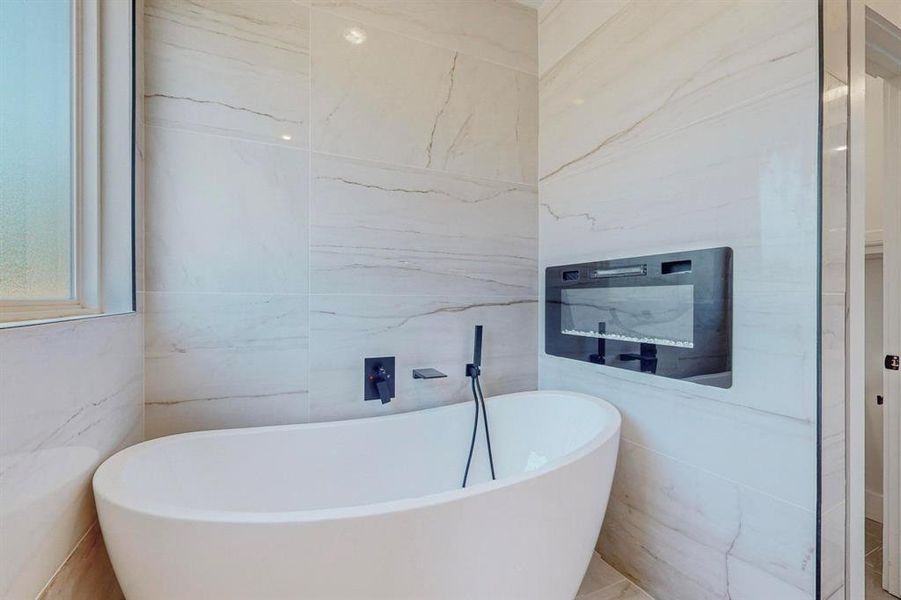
93 390 621 525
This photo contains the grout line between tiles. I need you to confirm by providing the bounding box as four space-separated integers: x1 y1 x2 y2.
144 122 538 189
143 122 308 151
575 556 654 600
620 437 818 513
582 580 633 599
139 291 539 299
540 353 816 425
309 148 538 189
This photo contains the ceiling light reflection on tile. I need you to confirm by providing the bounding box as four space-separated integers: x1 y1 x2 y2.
280 134 292 141
343 27 367 45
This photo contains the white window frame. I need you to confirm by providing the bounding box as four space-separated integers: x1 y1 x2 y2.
0 0 134 327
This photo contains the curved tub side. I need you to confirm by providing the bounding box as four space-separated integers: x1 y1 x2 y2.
93 391 621 523
96 429 621 600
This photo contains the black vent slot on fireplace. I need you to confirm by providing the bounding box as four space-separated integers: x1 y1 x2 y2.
662 259 692 275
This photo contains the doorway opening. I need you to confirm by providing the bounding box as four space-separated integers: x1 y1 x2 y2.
862 7 901 599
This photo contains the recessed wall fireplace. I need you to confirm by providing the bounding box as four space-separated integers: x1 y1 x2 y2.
545 247 733 388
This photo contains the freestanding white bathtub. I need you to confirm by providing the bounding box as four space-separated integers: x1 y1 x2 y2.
94 390 621 600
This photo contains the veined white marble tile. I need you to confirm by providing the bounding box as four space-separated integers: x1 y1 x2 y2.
146 391 309 440
724 559 814 600
820 502 846 598
538 93 821 424
308 295 537 421
820 293 846 511
312 1 537 74
310 153 538 296
537 0 629 77
539 83 819 294
821 73 849 295
818 9 849 594
311 10 538 184
0 314 142 600
822 0 849 83
145 126 309 294
597 440 815 600
144 292 309 438
538 110 818 267
539 0 816 183
539 353 815 510
538 2 820 598
144 0 310 147
730 290 817 420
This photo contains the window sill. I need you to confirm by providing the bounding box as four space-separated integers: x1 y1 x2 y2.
0 309 135 330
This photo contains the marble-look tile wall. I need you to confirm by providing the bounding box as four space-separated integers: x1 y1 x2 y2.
538 1 820 599
0 315 143 599
820 1 850 597
143 0 539 437
1 2 145 596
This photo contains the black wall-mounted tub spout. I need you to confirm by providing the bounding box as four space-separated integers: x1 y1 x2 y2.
412 368 447 379
465 325 483 378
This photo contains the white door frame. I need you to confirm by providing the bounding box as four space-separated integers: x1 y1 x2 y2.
850 3 901 597
881 73 901 597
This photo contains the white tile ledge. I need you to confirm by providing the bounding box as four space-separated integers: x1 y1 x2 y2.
0 310 135 331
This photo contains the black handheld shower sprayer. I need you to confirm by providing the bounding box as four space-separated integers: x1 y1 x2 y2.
462 325 496 488
466 325 482 378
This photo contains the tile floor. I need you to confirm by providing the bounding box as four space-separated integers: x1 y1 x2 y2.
576 552 653 600
866 518 898 600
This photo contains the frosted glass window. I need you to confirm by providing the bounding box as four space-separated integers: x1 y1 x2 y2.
0 0 74 300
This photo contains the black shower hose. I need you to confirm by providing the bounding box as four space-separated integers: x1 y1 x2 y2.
461 374 496 488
